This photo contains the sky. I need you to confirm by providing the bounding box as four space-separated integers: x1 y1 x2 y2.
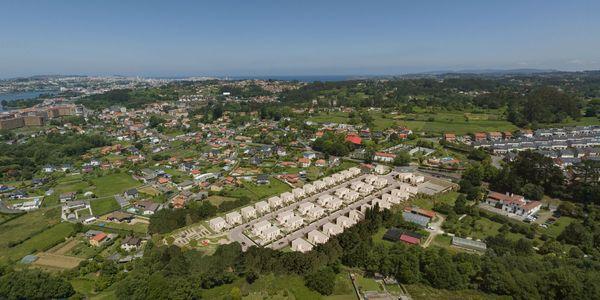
1 0 600 78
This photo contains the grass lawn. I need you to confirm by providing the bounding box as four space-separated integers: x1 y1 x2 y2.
91 173 141 197
543 216 575 239
0 208 60 250
90 198 121 216
203 274 323 300
0 222 75 262
71 277 96 296
207 195 238 206
224 178 291 201
411 191 459 210
355 274 382 292
99 221 148 234
405 283 509 300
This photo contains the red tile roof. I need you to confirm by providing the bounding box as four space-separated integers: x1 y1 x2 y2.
91 233 107 242
345 134 362 145
400 234 420 245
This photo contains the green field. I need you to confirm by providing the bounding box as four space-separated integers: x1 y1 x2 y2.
411 191 459 210
202 274 323 299
224 177 291 201
0 208 60 250
308 111 519 134
98 221 148 234
543 216 575 238
405 283 509 300
0 222 75 262
207 195 238 206
90 198 121 216
91 173 141 197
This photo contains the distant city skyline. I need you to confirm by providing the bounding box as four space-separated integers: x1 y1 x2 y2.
1 0 599 78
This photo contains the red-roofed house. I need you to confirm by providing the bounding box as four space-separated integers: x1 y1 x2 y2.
473 132 487 142
373 152 396 163
90 232 107 247
298 157 311 168
399 234 420 245
345 134 362 145
485 191 541 216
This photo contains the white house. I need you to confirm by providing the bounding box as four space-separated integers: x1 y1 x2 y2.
322 222 343 236
317 194 333 207
252 220 272 236
225 211 242 225
335 187 350 198
281 192 295 203
359 203 372 214
397 172 414 182
364 174 378 185
411 175 425 185
336 215 354 228
307 206 325 219
360 184 374 195
485 191 542 217
332 173 345 183
349 210 362 222
350 181 365 191
313 180 326 190
291 238 313 253
277 210 294 225
345 190 360 202
297 202 315 215
374 177 388 188
399 183 418 194
268 196 283 208
261 225 280 242
349 167 361 176
292 188 305 199
326 197 343 210
323 177 335 186
209 217 228 232
307 229 329 244
371 199 391 211
255 201 270 214
341 170 354 180
241 206 257 220
303 184 316 195
286 215 304 230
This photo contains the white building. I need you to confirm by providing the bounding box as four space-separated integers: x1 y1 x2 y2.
313 180 326 190
308 229 329 244
322 222 343 236
303 183 316 195
292 188 305 199
297 202 315 215
336 215 354 228
286 215 304 230
281 192 295 203
268 196 283 208
255 201 270 214
332 173 345 183
360 184 374 195
335 187 350 198
252 220 272 236
373 177 388 188
209 217 228 232
277 210 294 225
364 174 378 185
341 170 354 179
375 164 389 174
225 211 242 225
371 198 391 211
291 238 313 253
345 190 360 202
349 167 361 176
317 194 333 207
349 210 362 222
307 206 325 219
261 225 280 242
241 206 257 220
326 197 343 210
323 177 335 186
350 181 365 191
359 203 372 214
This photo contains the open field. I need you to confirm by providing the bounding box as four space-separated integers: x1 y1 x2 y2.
91 173 141 197
207 195 238 206
410 191 459 210
543 216 575 238
90 197 121 216
0 208 60 250
224 177 291 201
0 221 75 262
32 252 84 269
97 220 149 234
405 283 509 300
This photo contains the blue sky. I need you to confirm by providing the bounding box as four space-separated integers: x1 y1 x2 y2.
1 0 599 78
